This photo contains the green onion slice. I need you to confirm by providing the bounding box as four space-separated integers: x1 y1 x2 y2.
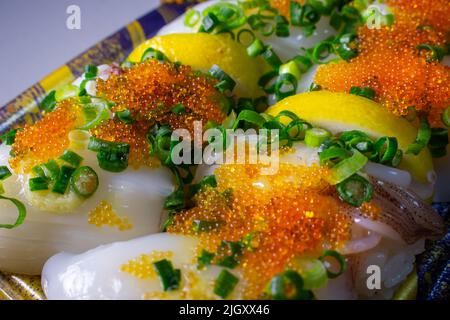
266 270 314 300
29 177 49 192
184 9 201 27
171 104 186 115
442 107 450 127
247 38 266 57
319 250 347 279
0 166 12 180
237 29 255 46
153 259 181 291
0 195 27 229
329 149 368 184
304 128 332 148
40 91 57 112
77 100 110 130
52 165 75 195
59 150 83 168
406 117 431 155
214 269 239 299
197 249 215 269
141 47 168 63
279 61 301 81
116 109 135 124
293 257 328 289
275 73 298 101
55 84 79 102
349 86 376 100
70 166 99 198
203 2 246 30
209 65 236 93
336 173 373 207
261 47 282 70
319 146 351 166
232 110 267 130
373 137 398 164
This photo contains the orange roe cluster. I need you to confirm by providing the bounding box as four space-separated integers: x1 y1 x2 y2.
386 0 450 34
96 59 226 134
9 100 81 173
168 163 352 299
90 118 159 169
314 1 450 126
121 251 173 280
88 200 133 231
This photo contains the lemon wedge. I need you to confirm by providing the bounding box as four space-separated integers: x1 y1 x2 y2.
128 33 270 98
266 91 433 183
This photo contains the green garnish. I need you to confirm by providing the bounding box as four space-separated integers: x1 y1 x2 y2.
153 259 181 291
214 269 239 299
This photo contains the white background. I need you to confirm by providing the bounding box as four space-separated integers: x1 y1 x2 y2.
0 0 160 107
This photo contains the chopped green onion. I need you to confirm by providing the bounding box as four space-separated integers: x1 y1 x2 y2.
52 165 75 195
406 117 431 155
261 47 282 70
116 109 135 124
153 259 181 291
197 249 215 269
0 195 26 229
319 250 347 279
55 84 79 102
373 137 398 164
171 104 186 115
428 128 449 158
141 47 167 63
442 107 450 127
311 41 334 64
43 160 60 181
279 61 301 81
84 64 98 80
308 0 336 14
247 39 265 57
78 101 110 130
291 2 320 27
319 146 351 166
209 65 236 93
275 73 298 101
214 269 239 299
201 12 220 33
275 15 290 37
88 137 130 173
0 166 12 180
417 43 445 62
216 240 243 269
286 120 312 141
203 2 246 29
266 270 314 300
259 22 275 36
70 166 99 198
248 14 264 30
32 165 46 178
29 177 49 191
237 29 255 46
329 149 368 184
258 5 278 20
164 189 185 211
258 70 278 94
192 220 224 232
304 128 332 148
391 149 403 167
232 110 267 130
59 150 83 168
40 91 57 112
334 33 358 61
293 257 328 289
292 55 313 73
1 129 19 146
349 86 376 100
336 174 373 207
184 9 201 27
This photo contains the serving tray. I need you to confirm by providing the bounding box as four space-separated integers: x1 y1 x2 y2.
0 1 448 300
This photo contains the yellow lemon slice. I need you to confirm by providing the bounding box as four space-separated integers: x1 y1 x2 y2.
267 91 433 183
128 33 270 98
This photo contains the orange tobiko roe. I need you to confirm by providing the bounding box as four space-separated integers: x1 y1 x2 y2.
314 1 450 126
168 163 354 298
96 59 226 134
9 100 81 173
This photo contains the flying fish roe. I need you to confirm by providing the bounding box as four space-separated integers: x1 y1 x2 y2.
121 251 173 280
90 118 159 169
9 100 81 173
96 59 226 134
168 163 352 298
315 1 450 126
88 200 133 231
